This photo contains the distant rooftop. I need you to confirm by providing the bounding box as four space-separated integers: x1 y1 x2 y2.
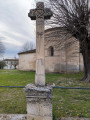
3 59 18 61
18 49 36 55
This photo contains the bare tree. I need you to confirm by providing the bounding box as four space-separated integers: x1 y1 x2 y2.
21 41 35 52
46 0 90 82
0 40 5 58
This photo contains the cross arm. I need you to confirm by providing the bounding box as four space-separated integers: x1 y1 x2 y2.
28 9 36 20
44 8 53 19
28 8 53 20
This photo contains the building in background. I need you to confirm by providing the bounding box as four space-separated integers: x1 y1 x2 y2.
18 27 84 73
3 58 19 69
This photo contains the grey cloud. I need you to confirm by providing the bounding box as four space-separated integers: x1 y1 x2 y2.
0 37 6 40
0 0 36 59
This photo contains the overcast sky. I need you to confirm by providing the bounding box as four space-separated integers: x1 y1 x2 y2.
0 0 37 59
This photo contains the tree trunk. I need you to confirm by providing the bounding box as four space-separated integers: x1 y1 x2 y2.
82 49 90 82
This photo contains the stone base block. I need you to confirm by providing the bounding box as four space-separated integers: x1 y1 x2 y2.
27 115 52 120
24 84 53 120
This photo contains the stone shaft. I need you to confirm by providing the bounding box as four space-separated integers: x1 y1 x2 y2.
35 2 45 86
28 2 52 86
35 18 45 86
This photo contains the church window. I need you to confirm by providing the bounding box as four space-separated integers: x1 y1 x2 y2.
49 46 54 56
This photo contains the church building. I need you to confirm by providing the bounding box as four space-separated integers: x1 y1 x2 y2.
18 27 84 73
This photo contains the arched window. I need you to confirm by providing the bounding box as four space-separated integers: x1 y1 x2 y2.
49 46 54 56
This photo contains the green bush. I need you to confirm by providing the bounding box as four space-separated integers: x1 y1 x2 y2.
0 61 6 69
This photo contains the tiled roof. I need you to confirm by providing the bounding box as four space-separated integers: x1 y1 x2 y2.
3 59 18 61
18 49 36 55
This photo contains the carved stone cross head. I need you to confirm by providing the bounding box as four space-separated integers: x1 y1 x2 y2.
28 2 53 20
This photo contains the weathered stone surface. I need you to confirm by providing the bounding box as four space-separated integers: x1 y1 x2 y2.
25 2 53 120
27 115 52 120
28 2 53 86
35 59 45 86
24 84 53 120
28 2 52 20
0 114 27 120
0 115 89 120
18 52 36 71
24 84 52 92
35 74 45 86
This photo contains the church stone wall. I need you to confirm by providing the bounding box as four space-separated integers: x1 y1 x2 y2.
18 27 84 73
19 53 36 71
44 27 84 73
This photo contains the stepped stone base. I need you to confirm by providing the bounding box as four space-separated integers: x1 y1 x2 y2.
0 114 27 120
24 84 53 120
27 115 52 120
0 115 89 120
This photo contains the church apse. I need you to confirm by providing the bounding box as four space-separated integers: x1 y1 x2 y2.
18 27 84 73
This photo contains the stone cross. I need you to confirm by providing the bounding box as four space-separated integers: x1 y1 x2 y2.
28 2 52 86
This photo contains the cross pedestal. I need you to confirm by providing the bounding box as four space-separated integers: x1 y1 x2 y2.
24 84 53 120
24 2 53 120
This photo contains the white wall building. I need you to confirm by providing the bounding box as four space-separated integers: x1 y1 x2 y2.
3 59 19 69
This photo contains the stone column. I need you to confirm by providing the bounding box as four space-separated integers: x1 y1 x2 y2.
35 3 45 86
24 2 53 120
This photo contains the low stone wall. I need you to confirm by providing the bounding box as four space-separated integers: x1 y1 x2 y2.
0 114 27 120
0 115 89 120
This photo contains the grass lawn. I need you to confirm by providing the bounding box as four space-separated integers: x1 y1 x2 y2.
0 70 90 119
